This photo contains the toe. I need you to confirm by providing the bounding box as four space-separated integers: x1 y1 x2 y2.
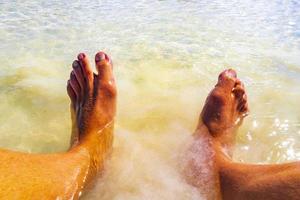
67 80 76 103
72 60 85 91
70 71 81 100
95 51 116 97
232 85 245 100
218 69 237 80
77 53 94 91
239 103 249 115
217 69 237 89
95 52 113 81
238 94 248 113
241 103 249 114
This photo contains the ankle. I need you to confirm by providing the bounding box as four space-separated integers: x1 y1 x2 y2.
195 122 211 138
196 122 236 158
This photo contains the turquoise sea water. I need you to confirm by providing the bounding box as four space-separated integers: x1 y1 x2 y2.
1 0 300 199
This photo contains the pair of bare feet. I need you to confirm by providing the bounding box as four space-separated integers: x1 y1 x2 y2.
66 52 247 154
55 51 300 200
66 52 249 199
67 52 248 138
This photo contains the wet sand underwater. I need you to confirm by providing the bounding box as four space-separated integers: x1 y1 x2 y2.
1 0 300 199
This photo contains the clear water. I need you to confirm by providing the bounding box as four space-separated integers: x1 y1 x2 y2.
1 0 300 199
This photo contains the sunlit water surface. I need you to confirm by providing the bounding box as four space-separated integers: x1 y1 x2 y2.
1 0 300 199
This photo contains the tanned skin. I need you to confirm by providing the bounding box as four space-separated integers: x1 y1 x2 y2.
188 69 300 200
0 52 116 199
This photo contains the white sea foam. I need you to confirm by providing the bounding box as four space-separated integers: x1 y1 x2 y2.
179 135 217 199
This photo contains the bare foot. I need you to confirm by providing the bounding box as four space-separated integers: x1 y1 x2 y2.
200 69 248 140
67 52 116 145
184 69 249 199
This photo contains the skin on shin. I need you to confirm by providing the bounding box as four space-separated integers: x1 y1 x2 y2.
217 151 300 200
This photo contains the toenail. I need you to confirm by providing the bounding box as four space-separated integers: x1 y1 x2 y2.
78 53 85 60
225 69 237 78
73 61 79 68
95 52 106 62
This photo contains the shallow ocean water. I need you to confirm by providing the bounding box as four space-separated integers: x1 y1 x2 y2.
1 0 300 199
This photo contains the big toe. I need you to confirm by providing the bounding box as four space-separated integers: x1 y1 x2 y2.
95 52 114 82
94 52 116 97
219 69 237 80
217 69 237 89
